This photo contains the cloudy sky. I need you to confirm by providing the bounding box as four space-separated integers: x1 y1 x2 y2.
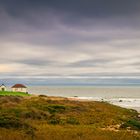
0 0 140 85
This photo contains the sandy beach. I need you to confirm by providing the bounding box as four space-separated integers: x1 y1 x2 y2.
27 86 140 112
32 94 140 113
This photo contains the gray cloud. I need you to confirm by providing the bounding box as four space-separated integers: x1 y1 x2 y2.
1 0 140 19
0 0 140 83
67 58 114 67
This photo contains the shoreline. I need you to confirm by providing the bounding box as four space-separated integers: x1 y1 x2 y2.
68 96 140 112
32 94 140 113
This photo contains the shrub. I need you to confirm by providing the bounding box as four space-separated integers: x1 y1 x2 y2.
48 117 60 125
39 95 48 98
0 116 21 129
120 119 140 130
22 110 50 120
47 105 66 114
0 115 36 137
66 117 79 125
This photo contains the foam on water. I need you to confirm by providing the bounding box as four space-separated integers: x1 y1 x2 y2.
72 96 140 110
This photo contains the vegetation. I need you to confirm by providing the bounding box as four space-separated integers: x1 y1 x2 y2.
0 91 30 96
0 95 140 140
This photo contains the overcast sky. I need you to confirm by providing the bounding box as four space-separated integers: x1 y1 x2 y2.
0 0 140 85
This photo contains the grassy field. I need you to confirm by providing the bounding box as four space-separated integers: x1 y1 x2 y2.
0 91 30 96
0 95 140 140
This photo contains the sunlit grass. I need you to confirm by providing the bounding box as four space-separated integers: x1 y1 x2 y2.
0 91 30 96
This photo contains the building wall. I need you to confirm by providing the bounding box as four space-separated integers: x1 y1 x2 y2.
0 86 6 91
12 88 27 93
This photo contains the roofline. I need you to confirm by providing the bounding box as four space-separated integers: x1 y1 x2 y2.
11 87 27 88
11 84 27 88
0 84 6 87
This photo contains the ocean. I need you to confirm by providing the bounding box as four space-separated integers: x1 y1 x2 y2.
26 85 140 111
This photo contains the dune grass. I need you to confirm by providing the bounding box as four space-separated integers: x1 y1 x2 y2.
0 91 30 96
0 95 140 140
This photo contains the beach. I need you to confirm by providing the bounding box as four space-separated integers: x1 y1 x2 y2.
26 86 140 112
69 97 140 112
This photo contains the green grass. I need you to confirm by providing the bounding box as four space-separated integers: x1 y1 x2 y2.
0 91 30 96
0 96 140 140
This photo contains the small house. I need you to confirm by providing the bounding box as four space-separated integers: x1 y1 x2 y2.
11 84 27 93
0 84 6 91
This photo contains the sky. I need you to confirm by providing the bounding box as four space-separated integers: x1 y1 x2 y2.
0 0 140 85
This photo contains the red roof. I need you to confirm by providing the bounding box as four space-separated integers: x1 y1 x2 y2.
12 84 27 88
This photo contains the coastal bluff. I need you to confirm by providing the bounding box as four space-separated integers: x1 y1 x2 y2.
0 95 140 140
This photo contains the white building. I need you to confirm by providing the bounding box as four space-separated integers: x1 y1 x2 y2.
0 84 6 91
11 84 27 93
